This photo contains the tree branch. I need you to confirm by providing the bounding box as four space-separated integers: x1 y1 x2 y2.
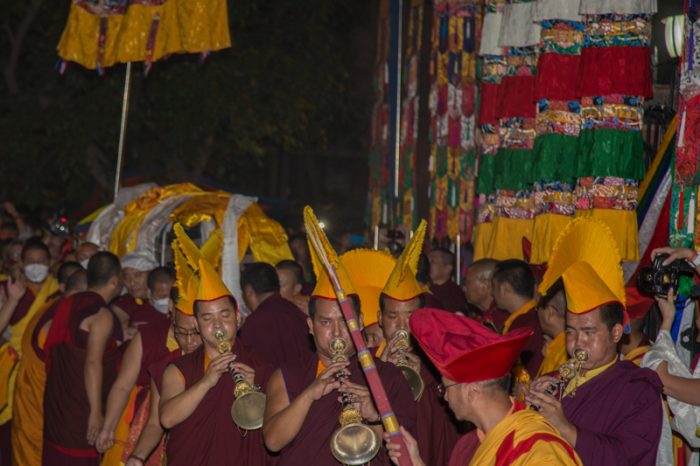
4 0 44 94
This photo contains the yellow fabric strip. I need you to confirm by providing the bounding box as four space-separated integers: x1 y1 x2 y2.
470 407 582 465
622 345 651 366
536 332 568 378
503 300 536 334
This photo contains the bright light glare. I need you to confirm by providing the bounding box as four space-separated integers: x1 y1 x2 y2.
319 221 326 230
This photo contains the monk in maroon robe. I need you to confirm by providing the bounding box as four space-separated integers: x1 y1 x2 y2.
239 262 314 368
428 249 468 312
42 252 124 465
375 293 459 466
526 302 663 465
263 297 416 466
160 262 275 466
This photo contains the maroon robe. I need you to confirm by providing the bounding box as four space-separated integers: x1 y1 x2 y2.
448 431 479 466
385 347 459 466
561 360 663 465
423 292 445 310
42 291 123 463
166 341 275 466
429 281 467 312
238 293 314 369
482 302 509 333
137 318 176 388
111 294 169 328
278 353 416 466
508 308 544 376
0 279 36 326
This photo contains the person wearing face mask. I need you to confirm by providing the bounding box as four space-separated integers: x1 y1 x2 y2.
76 242 99 270
111 251 159 340
0 239 59 465
12 263 86 466
147 267 175 316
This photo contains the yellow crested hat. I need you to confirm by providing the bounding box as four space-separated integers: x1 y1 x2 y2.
172 224 223 315
173 242 196 315
304 207 357 299
341 249 396 326
561 261 624 314
538 217 625 308
382 220 429 301
195 258 236 306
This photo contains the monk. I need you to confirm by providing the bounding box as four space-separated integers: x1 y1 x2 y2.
43 252 124 465
111 251 158 339
263 224 416 466
95 271 183 460
76 242 99 269
535 280 568 378
370 220 459 466
462 258 508 332
238 261 314 368
385 308 582 466
428 249 467 312
526 261 664 465
276 259 310 314
0 239 59 465
159 258 274 466
494 259 544 376
263 296 417 466
11 262 85 466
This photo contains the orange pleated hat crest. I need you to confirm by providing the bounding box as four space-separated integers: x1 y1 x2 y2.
561 261 624 315
382 220 429 301
341 249 396 326
410 308 532 383
304 207 357 299
195 257 235 306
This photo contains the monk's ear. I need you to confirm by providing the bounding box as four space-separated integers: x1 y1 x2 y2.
377 310 383 328
307 316 314 336
293 283 302 296
611 323 624 343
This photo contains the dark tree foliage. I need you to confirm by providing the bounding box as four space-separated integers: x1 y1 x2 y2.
0 0 369 208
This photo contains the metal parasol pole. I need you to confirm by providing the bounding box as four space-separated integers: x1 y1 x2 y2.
113 61 133 200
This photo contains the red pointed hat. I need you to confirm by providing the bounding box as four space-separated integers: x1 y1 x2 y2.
409 308 532 383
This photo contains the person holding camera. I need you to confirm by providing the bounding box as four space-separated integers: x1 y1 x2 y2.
641 247 700 463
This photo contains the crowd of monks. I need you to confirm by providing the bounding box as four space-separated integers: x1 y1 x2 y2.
0 211 697 465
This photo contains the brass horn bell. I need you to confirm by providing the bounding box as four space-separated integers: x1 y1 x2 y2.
394 329 424 400
213 328 267 430
328 338 380 465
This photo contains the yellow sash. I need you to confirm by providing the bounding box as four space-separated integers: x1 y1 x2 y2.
564 359 616 397
470 408 582 466
12 300 57 466
536 332 568 378
503 300 535 334
0 277 59 425
622 345 651 366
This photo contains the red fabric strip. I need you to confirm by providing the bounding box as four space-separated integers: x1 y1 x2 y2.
479 82 501 125
578 46 652 98
47 441 99 458
497 75 537 118
536 53 581 101
495 431 578 466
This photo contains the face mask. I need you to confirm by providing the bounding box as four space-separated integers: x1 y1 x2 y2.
80 259 89 269
152 298 170 314
24 264 49 283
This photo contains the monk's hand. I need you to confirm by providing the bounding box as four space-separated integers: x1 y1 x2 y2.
6 276 26 303
339 381 380 423
87 409 104 446
305 361 347 401
525 389 570 430
202 352 237 389
529 375 559 394
230 361 256 387
383 426 426 466
125 457 144 466
95 428 114 453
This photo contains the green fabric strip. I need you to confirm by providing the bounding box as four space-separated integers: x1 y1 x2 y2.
532 133 579 181
494 148 534 191
577 129 645 179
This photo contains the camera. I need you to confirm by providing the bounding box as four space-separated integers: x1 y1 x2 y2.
637 253 695 298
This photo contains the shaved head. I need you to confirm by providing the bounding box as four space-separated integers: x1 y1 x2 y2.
469 259 498 279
